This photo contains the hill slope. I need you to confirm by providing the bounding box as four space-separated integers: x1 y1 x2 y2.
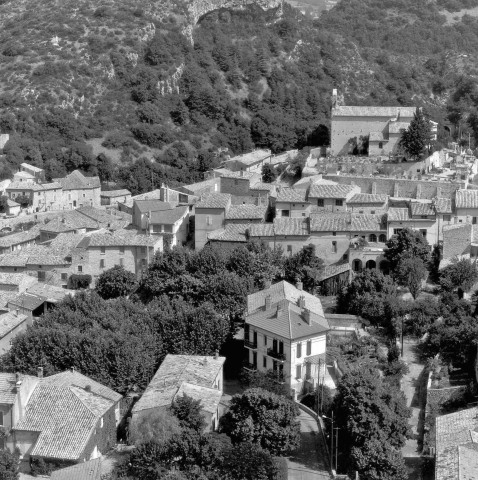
1 0 478 193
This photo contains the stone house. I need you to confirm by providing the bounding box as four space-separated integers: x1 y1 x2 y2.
194 193 232 250
275 188 310 218
146 206 190 247
0 311 30 354
346 193 389 214
19 163 45 182
0 225 41 254
223 149 272 173
100 189 131 207
1 368 121 472
455 189 478 224
54 170 101 209
224 204 268 225
244 280 330 396
131 354 225 433
308 183 360 213
132 200 174 231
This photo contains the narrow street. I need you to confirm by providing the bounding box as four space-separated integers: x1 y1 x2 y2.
287 409 332 480
400 338 426 479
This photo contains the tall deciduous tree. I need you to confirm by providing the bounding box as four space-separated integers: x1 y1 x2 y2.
439 257 478 297
399 107 431 159
171 394 207 432
129 409 182 446
284 244 324 292
95 265 138 299
384 228 430 273
396 257 426 299
220 388 300 455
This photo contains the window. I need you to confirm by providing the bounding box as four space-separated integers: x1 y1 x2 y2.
306 340 311 356
0 412 3 426
234 180 238 185
287 245 292 253
297 342 302 358
38 271 45 281
379 234 387 242
342 253 348 261
317 199 324 207
61 273 67 280
371 210 375 214
420 229 427 238
141 259 147 267
296 364 302 379
332 231 336 236
332 241 337 253
393 228 402 235
302 213 306 217
306 363 311 380
164 225 173 233
119 246 125 254
369 234 377 242
473 217 477 225
264 335 267 346
378 142 383 149
421 215 428 219
100 246 106 255
443 215 451 222
282 210 290 217
207 215 212 225
336 199 343 206
140 247 146 254
78 266 83 272
263 356 267 368
119 258 124 267
100 259 105 269
153 224 162 233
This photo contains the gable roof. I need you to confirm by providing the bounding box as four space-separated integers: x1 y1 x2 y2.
332 106 416 117
132 354 225 415
195 193 231 209
308 183 357 199
77 231 160 248
276 188 308 203
247 280 325 317
0 373 37 404
100 189 131 198
388 207 410 221
208 223 250 243
273 217 309 236
310 213 385 232
456 189 478 209
347 193 388 204
411 202 435 216
50 458 102 480
54 170 100 190
246 299 329 340
225 204 267 220
436 197 453 214
134 200 173 213
6 181 44 191
0 311 28 338
21 163 43 173
14 384 113 460
175 382 223 415
149 206 188 225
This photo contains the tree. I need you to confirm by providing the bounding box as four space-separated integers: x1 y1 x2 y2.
0 196 9 213
240 368 289 397
95 265 138 300
399 107 431 159
262 163 277 183
439 258 478 298
14 194 30 208
385 228 430 274
220 388 300 455
284 244 324 292
67 274 92 290
129 409 182 445
171 394 207 432
406 298 440 337
0 448 19 480
336 269 398 324
396 257 426 299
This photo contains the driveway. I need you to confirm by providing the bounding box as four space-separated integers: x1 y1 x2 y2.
287 408 332 480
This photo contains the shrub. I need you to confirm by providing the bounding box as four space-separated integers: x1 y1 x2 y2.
67 274 92 290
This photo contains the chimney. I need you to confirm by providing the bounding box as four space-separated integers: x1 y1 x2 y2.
214 350 219 360
85 385 91 392
37 366 43 379
15 372 22 391
276 303 285 318
297 295 305 310
61 218 66 224
265 295 271 310
332 88 338 108
303 309 311 325
15 309 19 316
264 279 272 289
296 279 303 291
70 367 75 373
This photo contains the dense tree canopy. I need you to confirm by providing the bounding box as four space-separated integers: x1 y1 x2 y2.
95 265 138 299
385 228 430 274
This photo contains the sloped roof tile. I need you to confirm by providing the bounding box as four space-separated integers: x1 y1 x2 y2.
456 189 478 209
309 184 357 199
50 458 102 480
208 223 250 242
196 193 231 209
276 188 308 203
347 193 388 204
273 217 309 236
55 170 100 190
333 106 416 117
388 207 410 221
411 202 435 216
226 204 267 220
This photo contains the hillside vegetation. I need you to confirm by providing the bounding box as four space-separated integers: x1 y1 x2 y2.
1 0 478 192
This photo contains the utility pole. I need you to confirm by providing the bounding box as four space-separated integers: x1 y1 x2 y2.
335 426 339 472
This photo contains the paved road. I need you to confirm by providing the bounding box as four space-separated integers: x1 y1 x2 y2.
287 409 331 480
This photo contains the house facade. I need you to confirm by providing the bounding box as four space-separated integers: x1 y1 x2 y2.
100 189 131 207
244 281 329 395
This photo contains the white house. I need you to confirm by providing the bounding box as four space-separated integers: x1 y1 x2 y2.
244 280 329 396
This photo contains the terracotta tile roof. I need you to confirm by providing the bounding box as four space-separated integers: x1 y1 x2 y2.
0 225 41 247
77 231 160 248
132 354 225 414
276 188 308 203
149 206 188 225
6 199 19 207
435 406 478 480
456 189 478 209
0 311 28 338
134 200 173 213
208 224 249 242
246 299 329 340
25 283 75 304
388 207 410 221
100 189 131 198
41 182 62 190
293 176 337 189
249 182 277 194
333 106 416 117
228 149 271 166
435 198 453 214
248 223 275 237
216 169 258 180
14 384 113 460
273 217 309 236
196 193 231 209
0 272 36 286
175 382 223 414
247 280 325 317
325 313 362 329
20 163 43 173
310 213 385 232
8 293 45 311
319 263 351 281
40 211 98 233
0 373 38 404
411 202 435 216
347 193 388 204
50 458 102 480
308 184 357 199
54 170 100 190
77 207 132 229
41 370 121 403
226 204 267 220
14 171 35 180
6 181 43 191
180 179 219 195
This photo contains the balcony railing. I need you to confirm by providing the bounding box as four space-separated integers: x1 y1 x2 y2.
267 348 286 361
244 362 257 371
244 339 258 349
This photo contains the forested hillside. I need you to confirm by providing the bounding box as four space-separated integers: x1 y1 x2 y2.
2 0 478 193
